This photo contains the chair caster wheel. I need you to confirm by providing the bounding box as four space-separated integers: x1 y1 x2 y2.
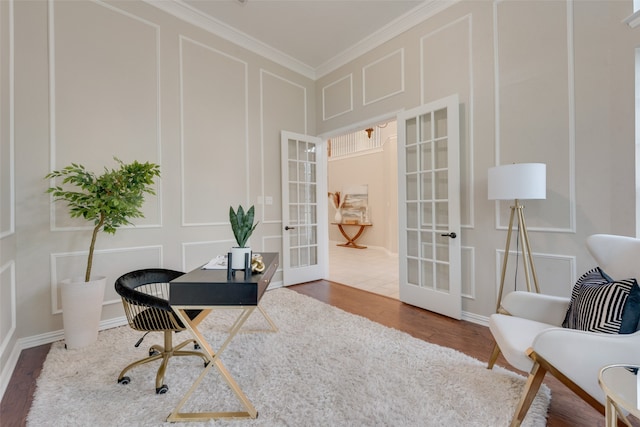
118 376 130 385
156 384 168 394
149 348 159 356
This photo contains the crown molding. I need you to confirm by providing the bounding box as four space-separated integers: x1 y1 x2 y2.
315 0 459 78
145 0 458 80
624 9 640 28
146 0 316 79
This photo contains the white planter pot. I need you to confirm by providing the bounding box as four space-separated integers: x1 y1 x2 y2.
230 247 252 270
61 276 106 349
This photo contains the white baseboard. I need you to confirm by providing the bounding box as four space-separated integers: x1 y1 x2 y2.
0 343 21 401
461 311 489 327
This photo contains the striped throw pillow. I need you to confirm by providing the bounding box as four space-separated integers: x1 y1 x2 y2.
562 267 610 328
563 269 636 333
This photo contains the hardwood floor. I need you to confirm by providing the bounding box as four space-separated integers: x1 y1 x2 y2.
0 280 631 426
1 343 50 427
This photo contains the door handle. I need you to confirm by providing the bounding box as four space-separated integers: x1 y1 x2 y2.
441 232 457 239
284 226 296 231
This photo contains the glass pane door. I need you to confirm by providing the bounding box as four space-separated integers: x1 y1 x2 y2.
398 95 461 319
281 131 325 285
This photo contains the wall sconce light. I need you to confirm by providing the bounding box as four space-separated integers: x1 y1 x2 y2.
365 128 374 139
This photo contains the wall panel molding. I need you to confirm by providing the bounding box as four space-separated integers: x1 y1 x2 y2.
0 0 14 238
260 69 308 224
493 0 575 233
495 249 576 299
322 74 353 121
362 48 405 106
50 245 163 313
179 35 249 227
420 14 475 229
262 235 284 285
0 261 16 359
47 0 162 231
461 246 475 300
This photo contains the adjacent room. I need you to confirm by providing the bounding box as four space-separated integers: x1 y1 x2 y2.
2 0 640 425
327 121 399 299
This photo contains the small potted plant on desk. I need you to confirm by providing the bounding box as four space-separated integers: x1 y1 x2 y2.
45 157 160 349
229 204 258 271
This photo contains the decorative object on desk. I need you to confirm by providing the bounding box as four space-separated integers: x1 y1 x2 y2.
488 163 546 312
229 204 258 270
45 157 161 349
251 253 265 273
202 254 264 273
28 289 550 427
328 191 343 222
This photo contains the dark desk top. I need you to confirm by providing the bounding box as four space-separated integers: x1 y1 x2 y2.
169 253 278 306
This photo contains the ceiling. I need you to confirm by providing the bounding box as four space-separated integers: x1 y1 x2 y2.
149 0 454 79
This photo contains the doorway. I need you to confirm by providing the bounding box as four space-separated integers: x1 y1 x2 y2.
326 120 399 299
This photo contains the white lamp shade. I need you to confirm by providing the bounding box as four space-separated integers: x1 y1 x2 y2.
488 163 546 200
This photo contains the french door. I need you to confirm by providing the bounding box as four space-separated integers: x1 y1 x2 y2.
397 95 462 319
280 131 326 285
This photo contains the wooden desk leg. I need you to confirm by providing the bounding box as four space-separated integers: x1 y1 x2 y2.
168 307 258 422
336 224 367 249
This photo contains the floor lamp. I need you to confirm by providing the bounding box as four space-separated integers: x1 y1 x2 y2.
488 163 546 312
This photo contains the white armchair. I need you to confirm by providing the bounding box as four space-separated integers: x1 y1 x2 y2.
487 234 640 426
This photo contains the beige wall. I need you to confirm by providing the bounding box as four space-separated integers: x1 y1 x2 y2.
2 0 640 394
316 0 640 320
0 0 314 385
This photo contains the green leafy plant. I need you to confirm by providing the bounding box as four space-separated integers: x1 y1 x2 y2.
45 158 161 282
229 205 258 248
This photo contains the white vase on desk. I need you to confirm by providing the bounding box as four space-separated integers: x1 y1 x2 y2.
230 247 252 270
334 210 342 223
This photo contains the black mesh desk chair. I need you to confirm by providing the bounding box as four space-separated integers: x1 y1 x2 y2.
115 268 208 394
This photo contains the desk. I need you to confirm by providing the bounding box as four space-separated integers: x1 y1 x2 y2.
599 364 640 427
167 253 278 422
332 222 372 249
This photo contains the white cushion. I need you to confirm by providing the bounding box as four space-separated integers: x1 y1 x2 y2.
489 313 557 372
501 291 569 326
533 328 640 405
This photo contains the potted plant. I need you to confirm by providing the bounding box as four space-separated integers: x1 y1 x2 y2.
45 157 161 349
229 204 258 270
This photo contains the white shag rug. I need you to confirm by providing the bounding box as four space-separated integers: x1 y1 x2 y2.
28 288 549 426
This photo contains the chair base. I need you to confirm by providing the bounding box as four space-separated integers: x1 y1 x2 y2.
487 342 501 370
117 330 208 394
487 342 607 427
